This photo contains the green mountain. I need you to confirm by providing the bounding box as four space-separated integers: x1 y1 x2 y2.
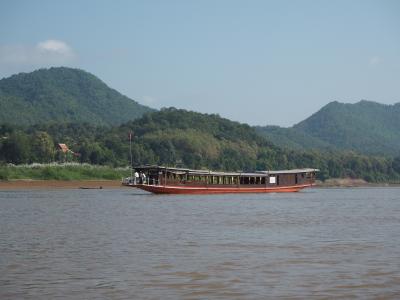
0 66 399 181
0 67 154 126
3 108 400 182
0 107 292 171
257 100 400 156
119 108 286 171
255 125 333 151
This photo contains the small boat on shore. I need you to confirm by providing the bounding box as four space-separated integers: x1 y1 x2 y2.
122 165 318 194
79 186 103 190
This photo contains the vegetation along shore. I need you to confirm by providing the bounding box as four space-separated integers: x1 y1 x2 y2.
0 179 122 190
0 163 129 181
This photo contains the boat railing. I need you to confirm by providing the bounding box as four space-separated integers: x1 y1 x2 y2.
122 177 160 186
148 178 159 186
122 177 135 185
137 177 160 186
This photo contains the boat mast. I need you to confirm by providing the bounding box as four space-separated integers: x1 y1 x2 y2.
129 131 133 180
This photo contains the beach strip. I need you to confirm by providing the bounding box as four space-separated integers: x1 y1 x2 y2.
0 180 124 189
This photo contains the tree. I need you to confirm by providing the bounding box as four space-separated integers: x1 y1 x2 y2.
0 131 31 164
31 131 55 163
393 156 400 174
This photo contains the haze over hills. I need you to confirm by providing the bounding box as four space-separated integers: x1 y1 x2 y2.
256 100 400 157
0 67 154 126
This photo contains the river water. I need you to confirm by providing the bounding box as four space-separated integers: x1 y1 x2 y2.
1 187 400 299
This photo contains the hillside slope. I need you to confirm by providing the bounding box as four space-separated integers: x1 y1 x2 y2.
255 125 333 151
115 108 288 171
257 100 400 156
0 67 154 126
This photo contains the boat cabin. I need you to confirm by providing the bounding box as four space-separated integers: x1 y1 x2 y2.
131 165 318 187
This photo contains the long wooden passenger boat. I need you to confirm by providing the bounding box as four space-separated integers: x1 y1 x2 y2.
122 165 318 194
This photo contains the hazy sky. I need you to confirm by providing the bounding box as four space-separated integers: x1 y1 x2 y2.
1 0 399 126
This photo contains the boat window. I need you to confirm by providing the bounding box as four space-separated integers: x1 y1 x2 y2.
240 177 249 184
269 176 276 184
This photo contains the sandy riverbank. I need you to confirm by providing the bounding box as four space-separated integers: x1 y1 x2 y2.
315 178 368 187
0 180 125 189
315 178 400 187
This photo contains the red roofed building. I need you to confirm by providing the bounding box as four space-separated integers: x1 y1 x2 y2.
57 143 70 153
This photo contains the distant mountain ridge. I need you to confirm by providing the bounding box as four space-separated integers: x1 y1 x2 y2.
1 67 399 157
0 67 154 126
256 100 400 156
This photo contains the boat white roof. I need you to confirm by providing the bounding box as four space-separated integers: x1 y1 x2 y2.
134 165 319 176
257 168 320 175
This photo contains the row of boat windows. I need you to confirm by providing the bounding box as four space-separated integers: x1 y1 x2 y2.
166 174 280 185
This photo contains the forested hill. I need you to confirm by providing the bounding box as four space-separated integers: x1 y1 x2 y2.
256 100 400 156
118 108 287 172
0 67 154 126
2 108 400 182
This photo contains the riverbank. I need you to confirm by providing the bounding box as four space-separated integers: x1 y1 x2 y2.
0 163 129 181
0 180 124 189
315 178 399 187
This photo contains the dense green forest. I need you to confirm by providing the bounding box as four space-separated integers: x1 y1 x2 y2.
0 67 153 126
1 108 400 183
256 100 400 156
255 125 333 151
1 68 399 182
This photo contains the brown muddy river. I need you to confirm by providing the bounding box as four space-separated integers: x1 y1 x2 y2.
1 187 400 299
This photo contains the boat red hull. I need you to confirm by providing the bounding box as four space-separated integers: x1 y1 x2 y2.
129 184 312 194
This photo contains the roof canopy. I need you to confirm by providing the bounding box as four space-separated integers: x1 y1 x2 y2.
134 165 319 176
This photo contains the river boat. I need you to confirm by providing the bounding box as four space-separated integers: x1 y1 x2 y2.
122 165 318 194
